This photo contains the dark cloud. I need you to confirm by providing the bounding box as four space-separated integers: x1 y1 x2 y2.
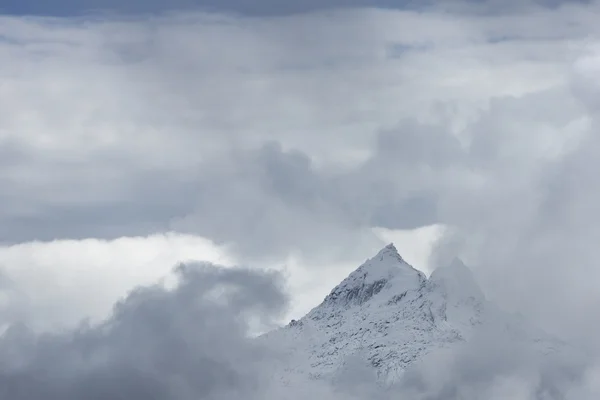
0 167 194 244
0 0 591 17
0 262 289 399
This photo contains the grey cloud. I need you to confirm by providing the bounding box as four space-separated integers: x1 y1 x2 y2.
170 135 449 262
428 86 600 350
0 262 288 399
395 329 593 399
3 4 599 260
0 165 195 243
1 259 598 399
373 119 464 168
3 4 600 399
170 141 386 263
0 0 591 17
369 195 438 229
2 115 449 260
3 4 600 358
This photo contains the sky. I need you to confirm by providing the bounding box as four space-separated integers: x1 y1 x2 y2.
0 0 591 16
2 0 600 397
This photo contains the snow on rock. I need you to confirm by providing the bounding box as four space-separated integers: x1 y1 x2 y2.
428 257 484 303
263 243 563 385
425 257 486 332
315 243 425 311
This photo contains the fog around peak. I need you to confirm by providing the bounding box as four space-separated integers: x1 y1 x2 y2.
0 261 598 399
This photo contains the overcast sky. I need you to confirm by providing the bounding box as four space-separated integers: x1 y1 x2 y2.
0 0 592 16
2 0 600 388
3 0 600 398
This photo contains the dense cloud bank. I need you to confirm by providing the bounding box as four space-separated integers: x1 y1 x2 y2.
0 264 287 399
2 3 600 264
0 263 598 399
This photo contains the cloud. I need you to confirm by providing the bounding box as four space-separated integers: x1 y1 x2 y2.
394 327 597 399
2 259 599 400
0 262 291 399
169 141 388 262
0 261 373 399
3 8 467 261
3 1 600 359
0 6 583 241
1 0 591 18
0 226 444 336
426 43 600 351
0 233 233 332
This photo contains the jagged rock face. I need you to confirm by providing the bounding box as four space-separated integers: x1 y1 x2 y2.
319 244 426 310
263 243 562 384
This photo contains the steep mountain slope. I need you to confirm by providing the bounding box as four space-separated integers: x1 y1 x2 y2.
264 243 562 384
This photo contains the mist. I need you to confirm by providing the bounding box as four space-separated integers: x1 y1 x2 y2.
0 262 598 399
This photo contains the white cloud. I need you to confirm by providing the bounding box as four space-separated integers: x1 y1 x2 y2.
0 233 233 332
373 224 445 276
0 225 441 331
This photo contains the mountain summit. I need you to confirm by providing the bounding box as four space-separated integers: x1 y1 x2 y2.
319 243 425 309
264 244 561 384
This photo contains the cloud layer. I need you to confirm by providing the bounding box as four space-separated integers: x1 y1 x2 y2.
0 234 234 332
0 263 289 399
1 262 599 399
2 4 599 259
0 0 590 17
2 0 600 374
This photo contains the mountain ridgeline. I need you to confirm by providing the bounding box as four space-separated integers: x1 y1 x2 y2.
263 243 563 384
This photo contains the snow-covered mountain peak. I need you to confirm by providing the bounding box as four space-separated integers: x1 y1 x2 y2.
375 242 404 262
264 246 563 385
428 257 485 302
317 243 425 309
